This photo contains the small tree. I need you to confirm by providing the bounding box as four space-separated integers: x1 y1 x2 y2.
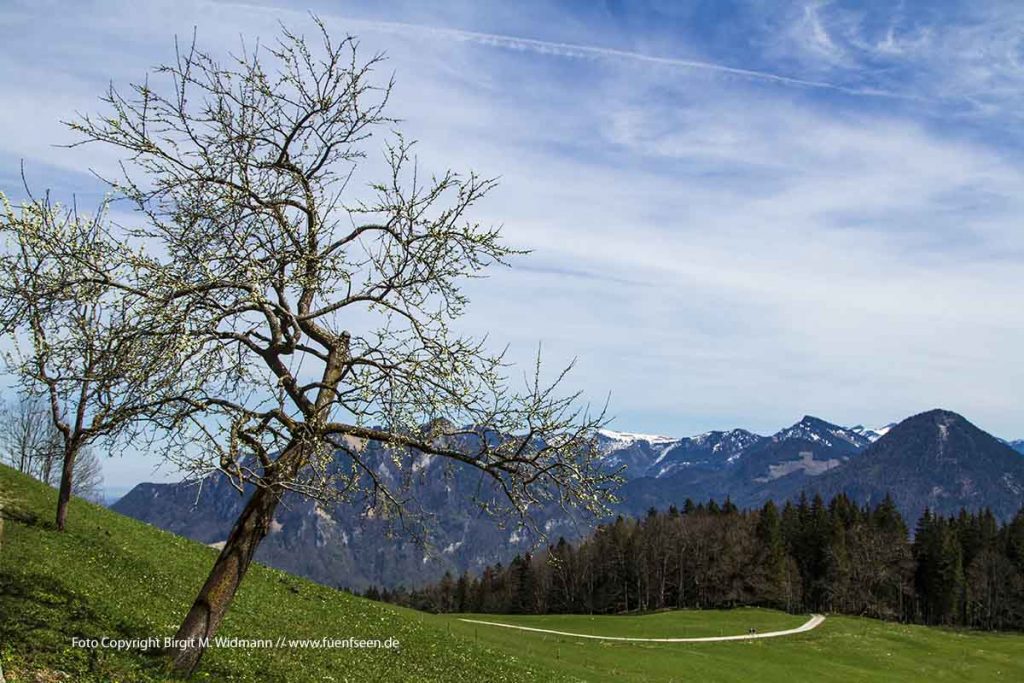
62 19 616 674
0 195 198 530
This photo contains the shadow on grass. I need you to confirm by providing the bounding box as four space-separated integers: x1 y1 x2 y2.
0 501 46 530
0 568 174 681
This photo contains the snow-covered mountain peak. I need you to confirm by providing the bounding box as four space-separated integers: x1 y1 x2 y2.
851 423 897 443
596 428 676 446
774 416 871 450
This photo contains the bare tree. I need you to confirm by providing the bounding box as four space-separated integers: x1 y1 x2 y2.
0 395 59 478
0 195 201 531
0 396 105 501
63 18 617 674
70 448 105 503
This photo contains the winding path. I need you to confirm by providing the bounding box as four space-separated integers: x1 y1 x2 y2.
457 613 825 643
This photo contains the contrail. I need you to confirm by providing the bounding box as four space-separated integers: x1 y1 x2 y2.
209 1 909 99
356 19 899 98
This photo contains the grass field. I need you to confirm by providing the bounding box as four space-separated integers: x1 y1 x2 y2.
443 610 1024 681
2 464 1023 682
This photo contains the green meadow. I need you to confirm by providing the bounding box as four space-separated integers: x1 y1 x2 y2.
443 610 1023 681
2 464 1022 682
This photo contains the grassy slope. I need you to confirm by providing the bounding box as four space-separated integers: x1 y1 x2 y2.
0 465 559 682
2 463 1023 682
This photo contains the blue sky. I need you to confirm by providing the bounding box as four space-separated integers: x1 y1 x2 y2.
2 0 1023 490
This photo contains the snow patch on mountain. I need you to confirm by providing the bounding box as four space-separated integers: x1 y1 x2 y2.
851 423 897 442
597 428 676 447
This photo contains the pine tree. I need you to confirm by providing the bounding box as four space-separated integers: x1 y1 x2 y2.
755 500 787 607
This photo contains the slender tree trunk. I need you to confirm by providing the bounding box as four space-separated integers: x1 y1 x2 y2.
167 481 284 675
677 550 685 608
659 555 667 609
55 443 78 531
41 454 53 486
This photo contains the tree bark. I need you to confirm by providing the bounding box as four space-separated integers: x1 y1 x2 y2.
167 481 284 675
55 444 78 531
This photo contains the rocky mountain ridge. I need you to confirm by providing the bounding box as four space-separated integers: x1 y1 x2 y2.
113 409 1024 590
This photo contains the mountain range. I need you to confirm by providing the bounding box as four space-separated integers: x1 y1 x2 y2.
614 410 1024 524
113 409 1024 590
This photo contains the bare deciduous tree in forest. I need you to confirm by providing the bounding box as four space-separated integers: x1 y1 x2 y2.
59 19 616 674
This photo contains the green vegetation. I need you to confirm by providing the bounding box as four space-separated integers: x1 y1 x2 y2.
0 465 557 682
3 463 1023 682
444 610 1024 682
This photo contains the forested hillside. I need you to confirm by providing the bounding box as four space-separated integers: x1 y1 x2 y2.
379 493 1024 632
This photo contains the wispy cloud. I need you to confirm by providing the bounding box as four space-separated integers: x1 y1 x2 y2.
797 1 848 63
1 0 1023 484
341 14 904 98
765 1 1024 116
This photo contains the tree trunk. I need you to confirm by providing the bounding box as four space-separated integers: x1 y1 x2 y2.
167 481 284 675
55 444 78 531
41 454 53 486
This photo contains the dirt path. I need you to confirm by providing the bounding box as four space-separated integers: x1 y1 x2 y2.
457 613 826 643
